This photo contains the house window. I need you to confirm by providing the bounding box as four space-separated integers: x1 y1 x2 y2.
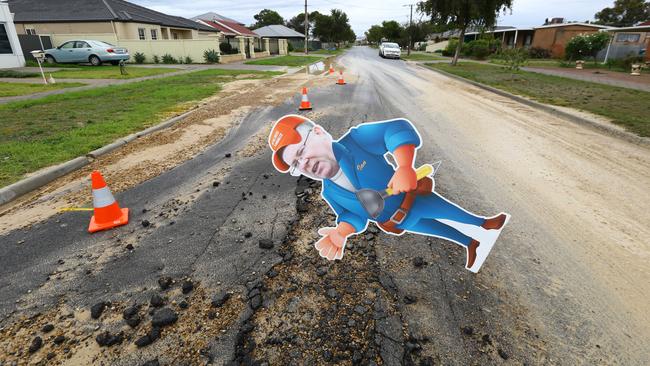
26 28 36 35
151 29 158 40
138 28 146 40
0 24 14 54
173 32 179 40
616 33 640 43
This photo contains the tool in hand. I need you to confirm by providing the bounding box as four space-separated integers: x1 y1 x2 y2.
356 162 441 219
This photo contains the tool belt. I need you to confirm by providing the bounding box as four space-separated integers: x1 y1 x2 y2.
377 177 432 234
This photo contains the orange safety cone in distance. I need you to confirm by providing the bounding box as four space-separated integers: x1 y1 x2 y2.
328 65 334 74
337 70 346 85
298 87 312 110
88 171 129 233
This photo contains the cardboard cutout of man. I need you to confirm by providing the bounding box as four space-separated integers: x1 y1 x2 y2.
268 115 510 273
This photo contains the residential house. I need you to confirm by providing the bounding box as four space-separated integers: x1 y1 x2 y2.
530 22 611 58
8 0 222 63
0 0 25 68
604 24 650 62
253 25 305 54
193 13 268 62
465 26 535 49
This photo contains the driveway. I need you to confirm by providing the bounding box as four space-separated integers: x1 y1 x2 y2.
1 46 648 365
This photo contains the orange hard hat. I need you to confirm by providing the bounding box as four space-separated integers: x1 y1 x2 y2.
268 114 312 172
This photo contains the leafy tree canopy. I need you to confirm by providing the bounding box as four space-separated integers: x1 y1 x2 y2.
313 9 356 45
286 11 322 34
595 0 650 27
251 9 285 29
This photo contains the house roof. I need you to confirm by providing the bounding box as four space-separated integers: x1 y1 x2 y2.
465 26 533 36
191 12 242 25
253 24 305 38
533 22 612 30
198 19 258 37
605 25 650 32
7 0 219 32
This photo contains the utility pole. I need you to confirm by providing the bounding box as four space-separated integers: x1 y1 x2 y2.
403 4 414 55
304 0 309 54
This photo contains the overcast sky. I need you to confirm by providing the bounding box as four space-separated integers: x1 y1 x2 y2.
131 0 616 36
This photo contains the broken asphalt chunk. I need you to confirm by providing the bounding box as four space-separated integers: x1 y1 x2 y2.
29 336 42 353
42 323 54 333
413 257 425 267
211 291 231 307
181 280 194 294
141 220 151 228
157 276 173 290
150 294 165 307
90 301 109 319
95 331 123 347
151 308 178 327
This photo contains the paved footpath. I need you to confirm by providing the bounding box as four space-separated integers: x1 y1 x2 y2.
523 66 650 92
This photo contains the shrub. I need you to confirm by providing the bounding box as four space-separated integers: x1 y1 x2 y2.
203 49 220 63
443 39 458 57
133 52 146 64
219 42 239 55
468 39 490 59
152 55 160 64
500 48 528 71
184 56 193 64
161 54 177 64
287 42 294 52
418 43 427 51
528 47 551 59
565 32 610 62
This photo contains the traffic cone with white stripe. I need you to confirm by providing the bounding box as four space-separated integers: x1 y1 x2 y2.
328 65 334 74
88 171 129 233
337 70 346 85
298 87 312 111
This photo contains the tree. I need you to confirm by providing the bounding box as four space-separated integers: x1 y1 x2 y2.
313 9 356 46
382 21 403 41
418 0 513 65
251 9 284 29
595 0 650 27
365 25 384 44
286 11 321 34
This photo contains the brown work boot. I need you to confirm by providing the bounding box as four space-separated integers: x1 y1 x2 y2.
482 213 508 230
466 240 480 268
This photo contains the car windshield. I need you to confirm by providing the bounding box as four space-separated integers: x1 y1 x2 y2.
383 43 399 49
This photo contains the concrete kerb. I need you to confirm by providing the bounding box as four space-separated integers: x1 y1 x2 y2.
418 64 650 148
0 109 197 207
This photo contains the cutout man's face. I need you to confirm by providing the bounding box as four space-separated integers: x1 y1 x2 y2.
282 125 339 180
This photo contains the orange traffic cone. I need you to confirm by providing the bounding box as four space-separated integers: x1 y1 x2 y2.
88 171 129 233
298 87 312 111
328 65 334 74
337 71 346 85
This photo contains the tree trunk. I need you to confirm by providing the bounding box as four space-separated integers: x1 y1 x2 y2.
452 27 466 66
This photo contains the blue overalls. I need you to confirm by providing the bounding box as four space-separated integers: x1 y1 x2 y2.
321 119 486 247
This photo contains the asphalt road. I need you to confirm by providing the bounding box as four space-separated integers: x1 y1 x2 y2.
1 46 648 365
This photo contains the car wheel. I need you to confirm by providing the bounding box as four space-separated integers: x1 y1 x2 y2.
110 61 120 66
89 55 102 66
44 55 56 64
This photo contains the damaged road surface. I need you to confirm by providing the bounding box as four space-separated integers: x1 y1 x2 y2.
2 47 650 365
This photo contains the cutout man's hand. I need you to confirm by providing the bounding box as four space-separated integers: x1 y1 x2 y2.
388 166 417 193
315 227 346 260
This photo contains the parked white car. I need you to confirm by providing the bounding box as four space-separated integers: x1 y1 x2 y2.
379 42 401 59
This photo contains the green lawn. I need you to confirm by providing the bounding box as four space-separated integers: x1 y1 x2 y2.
0 70 41 78
401 52 445 61
0 82 85 97
426 62 650 137
49 66 181 79
245 55 323 67
311 48 345 55
0 69 280 187
489 58 647 74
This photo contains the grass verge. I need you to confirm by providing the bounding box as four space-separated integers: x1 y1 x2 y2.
426 62 650 137
401 52 445 61
311 48 345 55
0 82 85 97
245 55 322 67
0 69 280 187
49 66 181 79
